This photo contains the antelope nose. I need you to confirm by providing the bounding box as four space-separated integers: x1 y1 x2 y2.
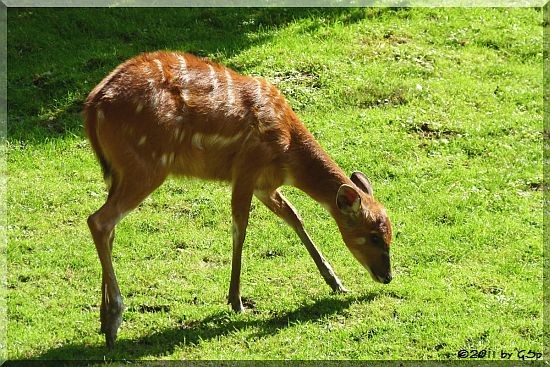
382 274 392 284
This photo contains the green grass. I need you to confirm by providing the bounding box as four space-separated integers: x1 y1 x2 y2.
6 7 544 361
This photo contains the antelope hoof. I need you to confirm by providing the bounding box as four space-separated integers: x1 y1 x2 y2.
228 297 245 313
103 313 122 349
326 277 350 293
330 280 349 294
105 331 116 350
334 286 350 294
101 304 123 349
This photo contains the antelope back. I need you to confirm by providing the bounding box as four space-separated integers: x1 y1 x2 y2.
85 51 295 185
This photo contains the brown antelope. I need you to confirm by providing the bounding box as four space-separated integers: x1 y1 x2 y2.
84 51 392 348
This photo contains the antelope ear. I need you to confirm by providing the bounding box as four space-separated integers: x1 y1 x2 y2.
336 184 362 216
351 171 374 197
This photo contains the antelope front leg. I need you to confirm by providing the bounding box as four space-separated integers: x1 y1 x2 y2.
227 179 254 312
255 189 348 293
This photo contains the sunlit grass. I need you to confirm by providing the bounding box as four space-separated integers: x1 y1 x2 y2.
6 7 543 361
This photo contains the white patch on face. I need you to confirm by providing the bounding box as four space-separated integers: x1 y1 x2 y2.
135 102 143 114
97 109 104 122
168 152 175 165
154 59 165 82
351 237 367 245
138 135 147 146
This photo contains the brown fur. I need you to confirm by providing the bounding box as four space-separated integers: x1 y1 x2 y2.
84 51 392 348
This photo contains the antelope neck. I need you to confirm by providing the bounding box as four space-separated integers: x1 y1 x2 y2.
286 128 351 216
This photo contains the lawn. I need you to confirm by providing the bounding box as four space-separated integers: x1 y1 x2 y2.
5 6 544 362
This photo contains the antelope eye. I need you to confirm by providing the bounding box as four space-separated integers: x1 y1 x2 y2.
370 234 384 247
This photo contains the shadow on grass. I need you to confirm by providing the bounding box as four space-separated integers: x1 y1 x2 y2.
29 291 381 361
7 7 406 142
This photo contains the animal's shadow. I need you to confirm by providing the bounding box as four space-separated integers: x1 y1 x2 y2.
26 292 381 363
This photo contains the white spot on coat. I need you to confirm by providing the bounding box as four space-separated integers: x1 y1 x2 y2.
176 54 188 80
181 89 190 104
154 59 165 82
192 133 204 150
190 131 243 150
225 69 235 106
208 65 223 110
103 88 115 99
254 78 263 106
208 65 219 92
176 54 191 103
